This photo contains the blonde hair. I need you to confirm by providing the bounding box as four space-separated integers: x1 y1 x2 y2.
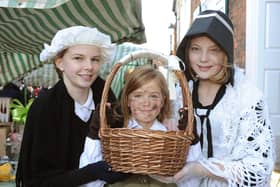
209 56 233 84
120 66 172 127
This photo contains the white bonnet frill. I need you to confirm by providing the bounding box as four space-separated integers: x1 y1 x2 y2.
39 26 115 63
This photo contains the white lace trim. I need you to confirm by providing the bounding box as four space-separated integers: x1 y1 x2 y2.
176 68 275 186
197 74 275 186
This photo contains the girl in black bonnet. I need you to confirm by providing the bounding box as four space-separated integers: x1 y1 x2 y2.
154 10 275 187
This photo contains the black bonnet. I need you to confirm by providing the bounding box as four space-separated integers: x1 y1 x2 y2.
176 10 234 84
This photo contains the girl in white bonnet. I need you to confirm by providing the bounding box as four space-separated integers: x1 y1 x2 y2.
16 26 128 187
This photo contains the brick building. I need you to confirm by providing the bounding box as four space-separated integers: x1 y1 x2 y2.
175 0 246 67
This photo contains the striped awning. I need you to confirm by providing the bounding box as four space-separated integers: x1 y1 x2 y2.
0 0 146 85
23 63 59 87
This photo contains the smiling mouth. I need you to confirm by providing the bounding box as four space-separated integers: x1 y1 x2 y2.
80 74 93 78
139 109 152 112
198 65 212 71
135 108 155 113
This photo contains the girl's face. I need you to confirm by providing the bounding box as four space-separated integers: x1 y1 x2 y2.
128 80 164 129
188 36 226 81
55 45 102 91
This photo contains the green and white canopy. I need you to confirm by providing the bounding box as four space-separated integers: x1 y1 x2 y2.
0 0 146 85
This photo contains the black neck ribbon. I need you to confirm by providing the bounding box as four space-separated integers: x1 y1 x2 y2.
192 81 226 158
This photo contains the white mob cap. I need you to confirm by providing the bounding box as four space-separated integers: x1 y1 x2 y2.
40 26 115 63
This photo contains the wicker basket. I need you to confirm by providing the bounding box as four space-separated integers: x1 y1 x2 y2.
99 51 194 176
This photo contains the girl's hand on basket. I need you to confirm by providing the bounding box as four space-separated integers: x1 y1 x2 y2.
173 162 207 182
149 174 174 184
178 107 188 131
91 161 131 184
88 102 123 139
100 169 131 184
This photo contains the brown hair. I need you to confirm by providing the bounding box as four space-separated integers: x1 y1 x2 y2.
120 66 172 127
54 48 68 79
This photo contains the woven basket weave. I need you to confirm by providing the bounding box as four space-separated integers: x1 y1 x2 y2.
99 51 194 176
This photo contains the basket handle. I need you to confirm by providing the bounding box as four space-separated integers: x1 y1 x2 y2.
99 50 194 137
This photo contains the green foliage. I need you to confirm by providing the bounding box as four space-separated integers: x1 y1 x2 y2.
9 98 34 125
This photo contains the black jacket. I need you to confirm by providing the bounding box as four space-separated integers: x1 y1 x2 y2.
16 77 116 187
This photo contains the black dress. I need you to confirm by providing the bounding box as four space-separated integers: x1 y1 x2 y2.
16 77 116 187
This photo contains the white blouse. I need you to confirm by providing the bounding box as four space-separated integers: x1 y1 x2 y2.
75 89 95 122
177 68 275 187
